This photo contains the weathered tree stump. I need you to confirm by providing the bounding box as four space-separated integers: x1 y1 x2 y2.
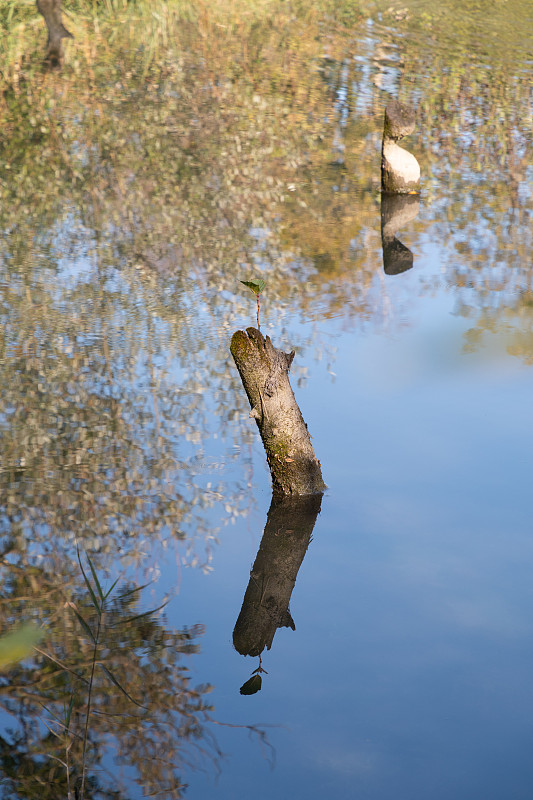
381 99 420 195
233 493 322 657
230 327 325 496
36 0 73 68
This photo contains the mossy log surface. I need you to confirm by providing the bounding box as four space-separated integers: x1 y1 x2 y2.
231 327 325 496
233 493 322 657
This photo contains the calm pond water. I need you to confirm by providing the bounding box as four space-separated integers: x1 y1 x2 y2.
1 0 533 797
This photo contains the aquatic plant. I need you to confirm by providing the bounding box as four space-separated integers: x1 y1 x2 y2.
0 552 216 799
240 278 266 331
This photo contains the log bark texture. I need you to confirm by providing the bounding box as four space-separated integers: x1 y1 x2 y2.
231 327 325 496
233 493 322 657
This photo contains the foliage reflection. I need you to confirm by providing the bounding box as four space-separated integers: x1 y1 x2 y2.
0 556 222 799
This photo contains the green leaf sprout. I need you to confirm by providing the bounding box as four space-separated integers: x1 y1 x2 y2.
240 279 265 295
240 278 266 330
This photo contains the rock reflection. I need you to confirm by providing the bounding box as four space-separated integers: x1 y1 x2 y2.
233 494 322 691
381 193 420 275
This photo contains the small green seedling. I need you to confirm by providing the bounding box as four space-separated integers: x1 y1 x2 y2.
240 279 266 331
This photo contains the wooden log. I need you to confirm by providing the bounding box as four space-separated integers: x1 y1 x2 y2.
230 327 325 496
233 493 322 657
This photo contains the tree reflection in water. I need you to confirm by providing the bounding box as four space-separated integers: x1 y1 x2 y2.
0 554 265 799
0 0 532 795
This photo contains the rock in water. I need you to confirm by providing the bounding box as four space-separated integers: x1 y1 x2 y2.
381 99 420 195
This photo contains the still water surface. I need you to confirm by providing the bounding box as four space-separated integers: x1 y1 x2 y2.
1 0 532 797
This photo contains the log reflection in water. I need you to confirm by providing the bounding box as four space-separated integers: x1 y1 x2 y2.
233 493 323 660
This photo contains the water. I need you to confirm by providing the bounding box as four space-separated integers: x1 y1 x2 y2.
0 0 532 797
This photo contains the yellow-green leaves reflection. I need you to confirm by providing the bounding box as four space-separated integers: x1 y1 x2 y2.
0 0 531 571
0 557 220 799
0 623 43 671
0 1 532 796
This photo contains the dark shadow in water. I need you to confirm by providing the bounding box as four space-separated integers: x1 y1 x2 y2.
381 193 420 275
233 494 322 691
